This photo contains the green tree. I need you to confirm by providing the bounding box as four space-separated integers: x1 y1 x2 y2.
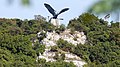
88 0 120 27
68 13 120 66
88 0 120 14
8 0 30 6
57 38 75 52
33 42 45 56
42 61 76 67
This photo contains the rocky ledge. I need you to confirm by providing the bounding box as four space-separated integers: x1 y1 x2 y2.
37 29 87 67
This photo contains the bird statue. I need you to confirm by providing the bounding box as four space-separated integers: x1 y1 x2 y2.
44 3 69 27
44 3 69 19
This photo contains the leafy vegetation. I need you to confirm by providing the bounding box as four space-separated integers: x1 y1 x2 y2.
88 0 120 14
39 60 76 67
7 0 31 6
0 18 53 66
0 13 120 66
57 38 75 52
0 18 75 66
67 13 120 66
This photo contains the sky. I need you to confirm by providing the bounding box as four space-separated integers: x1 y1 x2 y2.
0 0 98 25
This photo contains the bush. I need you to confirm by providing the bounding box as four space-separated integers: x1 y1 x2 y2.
57 38 75 52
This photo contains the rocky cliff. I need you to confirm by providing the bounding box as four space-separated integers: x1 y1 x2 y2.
36 29 87 67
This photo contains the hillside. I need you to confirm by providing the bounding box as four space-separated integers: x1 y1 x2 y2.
0 13 120 67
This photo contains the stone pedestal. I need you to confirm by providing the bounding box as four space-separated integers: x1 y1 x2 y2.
50 19 60 27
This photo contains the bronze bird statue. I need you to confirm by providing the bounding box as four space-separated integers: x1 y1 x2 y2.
44 3 69 21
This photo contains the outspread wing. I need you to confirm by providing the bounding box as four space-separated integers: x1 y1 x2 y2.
57 8 69 15
44 3 56 16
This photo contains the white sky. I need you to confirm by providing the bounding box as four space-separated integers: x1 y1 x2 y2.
0 0 98 25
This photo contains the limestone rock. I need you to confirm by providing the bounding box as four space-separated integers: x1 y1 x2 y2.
37 29 87 67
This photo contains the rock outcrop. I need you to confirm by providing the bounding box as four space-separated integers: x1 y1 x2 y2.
37 29 87 67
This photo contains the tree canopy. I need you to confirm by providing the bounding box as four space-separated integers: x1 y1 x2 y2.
67 13 120 66
88 0 120 14
0 13 120 66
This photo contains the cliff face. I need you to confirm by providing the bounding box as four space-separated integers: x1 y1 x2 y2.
38 29 86 47
37 29 87 67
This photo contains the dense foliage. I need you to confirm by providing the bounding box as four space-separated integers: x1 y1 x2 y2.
0 13 120 67
0 18 74 66
67 13 120 66
0 18 48 66
37 59 76 67
0 18 56 35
